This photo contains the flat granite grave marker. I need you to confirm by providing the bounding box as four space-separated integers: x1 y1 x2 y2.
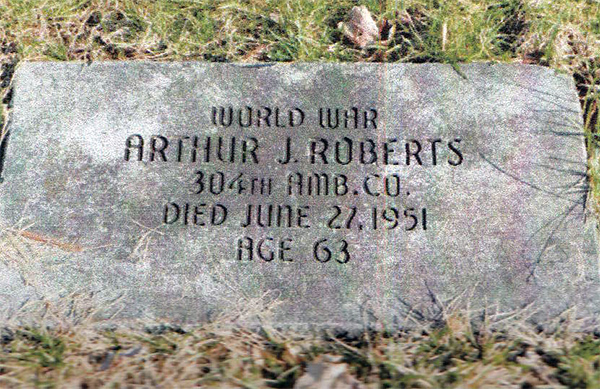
0 62 598 329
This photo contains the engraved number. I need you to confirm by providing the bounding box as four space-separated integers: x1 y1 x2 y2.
313 239 350 264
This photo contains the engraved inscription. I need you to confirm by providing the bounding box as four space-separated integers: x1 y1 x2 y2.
123 106 464 263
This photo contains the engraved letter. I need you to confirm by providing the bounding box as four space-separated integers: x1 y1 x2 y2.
213 106 233 127
258 238 275 261
212 204 228 225
277 137 293 164
335 137 353 165
164 203 180 224
344 107 359 129
364 109 377 129
279 238 293 261
257 107 272 127
310 138 329 164
383 138 399 165
237 237 253 261
360 140 377 164
290 108 305 127
242 137 259 163
238 106 253 128
150 136 168 162
405 140 422 166
319 108 339 129
288 173 303 196
429 138 443 166
448 138 464 166
125 134 144 161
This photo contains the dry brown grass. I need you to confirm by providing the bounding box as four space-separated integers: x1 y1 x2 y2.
2 306 600 387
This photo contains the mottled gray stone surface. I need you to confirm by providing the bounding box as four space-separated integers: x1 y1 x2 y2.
0 62 598 330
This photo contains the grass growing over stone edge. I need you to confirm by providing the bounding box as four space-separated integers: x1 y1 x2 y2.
3 297 600 388
0 0 600 387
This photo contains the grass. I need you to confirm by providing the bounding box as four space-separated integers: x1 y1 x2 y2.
1 0 600 387
0 0 597 62
4 311 600 387
3 313 600 387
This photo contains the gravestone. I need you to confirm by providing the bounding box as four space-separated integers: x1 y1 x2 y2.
0 62 598 330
